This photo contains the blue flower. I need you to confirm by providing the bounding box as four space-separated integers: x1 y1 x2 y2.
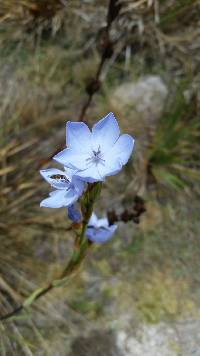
68 204 82 223
53 112 134 183
40 168 84 208
86 212 117 244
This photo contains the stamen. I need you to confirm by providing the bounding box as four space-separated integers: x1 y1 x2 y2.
86 146 105 166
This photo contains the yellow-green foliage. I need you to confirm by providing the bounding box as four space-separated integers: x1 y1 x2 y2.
135 270 195 323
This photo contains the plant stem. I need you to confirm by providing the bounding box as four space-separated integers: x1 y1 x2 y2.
0 183 101 321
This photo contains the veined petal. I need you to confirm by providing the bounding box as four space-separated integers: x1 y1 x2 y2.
98 157 122 179
64 187 81 206
53 148 88 171
92 112 120 152
64 166 78 179
40 187 79 209
75 164 103 183
40 168 70 189
110 134 134 166
72 176 85 195
66 121 92 153
97 134 134 178
40 190 68 208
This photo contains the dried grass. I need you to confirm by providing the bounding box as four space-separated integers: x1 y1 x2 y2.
0 0 200 353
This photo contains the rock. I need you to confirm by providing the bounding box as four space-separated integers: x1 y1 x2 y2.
116 316 200 356
68 317 200 356
111 76 168 124
175 318 200 356
116 324 180 356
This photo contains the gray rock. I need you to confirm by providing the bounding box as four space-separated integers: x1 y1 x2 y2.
175 318 200 356
111 76 168 123
117 324 180 356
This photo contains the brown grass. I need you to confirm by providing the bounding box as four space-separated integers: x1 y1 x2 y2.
0 0 200 353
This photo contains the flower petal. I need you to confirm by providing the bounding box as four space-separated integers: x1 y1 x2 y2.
68 204 82 223
75 164 103 183
110 134 134 166
66 121 92 153
64 167 78 179
40 190 68 208
92 112 120 152
98 158 122 179
97 134 134 179
53 148 88 170
40 187 79 208
97 217 109 228
88 212 98 227
63 188 81 206
86 225 117 244
40 168 70 189
72 176 85 195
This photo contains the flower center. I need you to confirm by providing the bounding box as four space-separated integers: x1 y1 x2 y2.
86 145 105 166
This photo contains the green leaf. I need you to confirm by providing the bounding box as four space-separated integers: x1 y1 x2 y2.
52 276 69 288
23 288 44 307
152 168 186 190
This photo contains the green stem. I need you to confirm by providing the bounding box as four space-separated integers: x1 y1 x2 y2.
0 183 102 321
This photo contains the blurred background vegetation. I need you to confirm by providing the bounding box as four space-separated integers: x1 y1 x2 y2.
0 0 200 355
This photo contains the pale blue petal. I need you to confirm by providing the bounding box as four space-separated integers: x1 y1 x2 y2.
40 190 68 208
97 217 109 228
75 164 103 183
68 204 81 223
53 148 88 170
98 158 122 179
71 176 85 195
66 121 92 153
40 187 79 209
86 225 117 244
40 168 70 189
110 134 134 166
88 212 98 227
64 188 81 206
64 167 78 179
98 134 134 178
92 112 120 153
